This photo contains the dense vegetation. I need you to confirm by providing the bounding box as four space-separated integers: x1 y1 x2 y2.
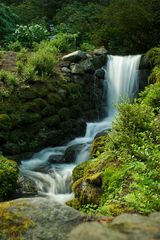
0 0 160 54
0 155 18 200
68 48 160 215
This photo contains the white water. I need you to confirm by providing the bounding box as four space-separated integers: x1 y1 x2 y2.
20 55 141 203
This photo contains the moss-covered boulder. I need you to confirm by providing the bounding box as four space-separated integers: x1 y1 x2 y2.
0 197 86 240
0 155 18 201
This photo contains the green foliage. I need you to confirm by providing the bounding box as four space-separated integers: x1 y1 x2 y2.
24 48 58 79
0 70 18 98
0 155 18 200
11 23 49 48
80 42 96 51
7 40 22 51
0 3 17 42
146 47 160 83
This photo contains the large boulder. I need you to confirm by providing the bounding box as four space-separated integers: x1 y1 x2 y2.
0 197 86 240
69 212 160 240
62 51 87 62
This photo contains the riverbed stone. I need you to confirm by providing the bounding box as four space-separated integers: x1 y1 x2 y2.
48 154 64 163
64 144 85 163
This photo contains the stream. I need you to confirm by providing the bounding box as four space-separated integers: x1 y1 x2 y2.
20 55 141 203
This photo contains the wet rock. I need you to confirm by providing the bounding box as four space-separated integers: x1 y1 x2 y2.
94 129 111 139
62 50 87 62
139 54 151 69
16 174 38 195
139 69 150 90
48 154 64 163
64 144 84 163
92 55 107 69
94 46 107 55
95 68 105 79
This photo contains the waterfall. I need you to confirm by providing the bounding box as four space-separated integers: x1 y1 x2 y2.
20 55 141 203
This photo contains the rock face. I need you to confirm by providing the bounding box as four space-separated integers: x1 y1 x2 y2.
69 213 160 240
139 54 151 91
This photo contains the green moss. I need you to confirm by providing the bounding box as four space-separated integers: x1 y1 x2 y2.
66 198 81 210
90 136 107 158
0 201 34 240
0 155 18 200
47 93 63 106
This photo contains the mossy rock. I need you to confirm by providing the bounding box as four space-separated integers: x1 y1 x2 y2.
45 115 60 128
0 155 18 200
58 108 70 121
24 99 48 113
0 114 12 130
90 135 107 158
72 179 102 205
0 200 34 240
47 93 63 106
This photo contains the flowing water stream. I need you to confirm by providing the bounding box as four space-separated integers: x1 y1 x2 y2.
20 55 141 203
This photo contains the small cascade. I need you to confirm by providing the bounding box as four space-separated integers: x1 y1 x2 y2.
20 55 141 203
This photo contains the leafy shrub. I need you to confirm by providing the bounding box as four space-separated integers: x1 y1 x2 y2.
7 40 22 52
0 3 17 41
80 42 96 52
12 23 49 48
0 70 18 98
0 155 18 200
24 48 58 79
37 32 78 53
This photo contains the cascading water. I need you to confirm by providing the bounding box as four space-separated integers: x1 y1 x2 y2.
20 55 141 203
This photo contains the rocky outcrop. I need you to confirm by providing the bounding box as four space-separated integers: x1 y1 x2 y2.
139 54 151 91
0 48 107 157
